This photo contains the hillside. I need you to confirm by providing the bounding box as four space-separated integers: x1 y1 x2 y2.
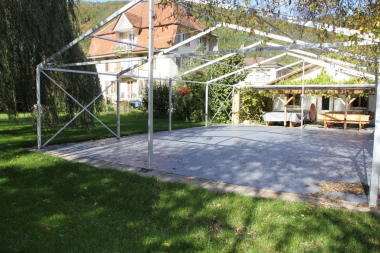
74 1 373 72
76 1 129 52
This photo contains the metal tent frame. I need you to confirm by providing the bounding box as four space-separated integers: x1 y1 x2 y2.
36 0 379 206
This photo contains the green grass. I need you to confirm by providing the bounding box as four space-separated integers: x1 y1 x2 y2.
1 112 380 252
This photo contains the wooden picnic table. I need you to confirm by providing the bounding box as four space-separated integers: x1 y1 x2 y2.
322 111 370 130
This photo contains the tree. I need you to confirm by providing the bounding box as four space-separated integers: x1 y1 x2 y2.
174 51 247 123
188 0 379 69
206 54 247 123
0 0 102 131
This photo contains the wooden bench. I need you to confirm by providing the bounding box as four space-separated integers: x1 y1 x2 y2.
323 112 370 130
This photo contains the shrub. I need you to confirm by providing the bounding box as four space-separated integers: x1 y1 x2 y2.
142 81 170 118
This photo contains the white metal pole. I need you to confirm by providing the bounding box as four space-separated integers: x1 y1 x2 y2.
169 78 172 132
36 66 42 149
369 53 380 207
205 83 209 127
116 76 121 139
301 60 305 129
232 86 235 125
148 0 154 169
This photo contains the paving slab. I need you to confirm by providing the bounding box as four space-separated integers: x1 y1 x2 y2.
39 124 376 209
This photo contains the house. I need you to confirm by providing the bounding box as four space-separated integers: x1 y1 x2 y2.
267 65 376 125
87 1 218 105
242 57 291 86
234 59 376 126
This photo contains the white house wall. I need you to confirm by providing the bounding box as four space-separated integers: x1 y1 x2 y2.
94 36 216 103
245 68 277 85
272 94 376 124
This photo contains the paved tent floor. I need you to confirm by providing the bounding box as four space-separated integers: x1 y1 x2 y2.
43 124 374 204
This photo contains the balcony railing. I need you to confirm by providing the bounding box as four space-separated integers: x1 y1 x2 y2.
115 43 133 52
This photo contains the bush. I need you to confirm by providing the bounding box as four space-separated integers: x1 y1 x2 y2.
239 90 273 122
142 81 170 118
173 83 205 122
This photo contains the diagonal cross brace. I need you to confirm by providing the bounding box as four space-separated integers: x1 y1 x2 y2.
40 71 117 147
209 86 234 124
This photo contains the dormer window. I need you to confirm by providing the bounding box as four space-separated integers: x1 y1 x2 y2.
128 32 136 44
115 31 137 52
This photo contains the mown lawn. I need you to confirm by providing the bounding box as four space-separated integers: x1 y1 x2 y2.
1 112 380 252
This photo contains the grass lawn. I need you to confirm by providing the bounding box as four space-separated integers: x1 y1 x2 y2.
1 112 380 252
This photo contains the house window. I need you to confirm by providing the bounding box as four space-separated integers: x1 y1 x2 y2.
178 32 190 47
105 81 110 95
128 81 135 98
129 32 135 44
176 57 184 69
115 62 121 72
322 96 330 110
105 57 109 72
198 37 205 45
208 39 216 51
110 82 117 94
255 69 271 82
352 96 368 108
276 70 287 78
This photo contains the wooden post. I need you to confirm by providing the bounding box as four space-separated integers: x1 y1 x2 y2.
344 96 349 130
338 96 356 130
279 95 294 127
284 102 288 127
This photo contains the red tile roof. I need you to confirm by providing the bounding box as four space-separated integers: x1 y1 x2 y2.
87 1 205 57
125 12 142 28
88 33 119 57
95 20 117 36
134 24 178 51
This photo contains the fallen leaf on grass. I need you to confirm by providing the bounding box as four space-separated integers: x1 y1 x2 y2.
44 227 52 232
162 243 171 247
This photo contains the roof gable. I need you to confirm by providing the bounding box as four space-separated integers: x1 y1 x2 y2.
88 1 206 57
126 1 205 30
113 13 134 32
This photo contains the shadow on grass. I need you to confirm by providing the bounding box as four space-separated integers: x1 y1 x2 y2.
1 115 380 252
1 152 380 252
0 154 231 252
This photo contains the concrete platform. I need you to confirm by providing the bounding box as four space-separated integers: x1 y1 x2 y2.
39 124 376 210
